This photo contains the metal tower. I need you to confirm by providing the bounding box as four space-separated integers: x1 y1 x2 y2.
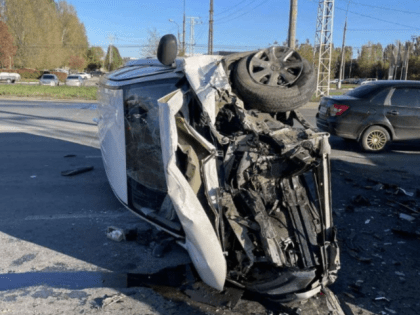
314 0 335 97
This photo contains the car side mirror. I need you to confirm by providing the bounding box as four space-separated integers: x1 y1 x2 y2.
157 34 177 66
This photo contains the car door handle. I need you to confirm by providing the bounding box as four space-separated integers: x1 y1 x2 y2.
387 110 399 115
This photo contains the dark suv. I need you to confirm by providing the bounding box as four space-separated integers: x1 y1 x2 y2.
316 81 420 152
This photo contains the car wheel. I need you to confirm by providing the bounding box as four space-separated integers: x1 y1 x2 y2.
360 126 390 152
233 46 316 113
6 79 11 84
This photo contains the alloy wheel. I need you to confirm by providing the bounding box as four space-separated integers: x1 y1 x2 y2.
366 130 387 151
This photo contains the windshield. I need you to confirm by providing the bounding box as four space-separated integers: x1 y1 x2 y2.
42 75 54 79
345 84 380 98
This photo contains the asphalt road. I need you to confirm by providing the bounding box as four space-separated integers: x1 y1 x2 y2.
1 99 419 315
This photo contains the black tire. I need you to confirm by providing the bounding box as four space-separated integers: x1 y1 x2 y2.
233 47 316 113
360 126 390 152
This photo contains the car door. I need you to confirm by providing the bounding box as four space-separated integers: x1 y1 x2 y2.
386 87 420 140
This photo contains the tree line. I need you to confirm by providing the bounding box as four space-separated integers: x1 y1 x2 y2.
0 0 123 71
295 38 420 80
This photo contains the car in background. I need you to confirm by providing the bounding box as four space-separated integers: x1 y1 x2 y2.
90 70 104 77
0 72 21 84
54 68 69 75
39 74 60 86
360 78 378 85
76 72 91 79
316 80 420 152
65 75 85 87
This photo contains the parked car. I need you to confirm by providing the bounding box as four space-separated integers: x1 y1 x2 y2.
0 72 21 84
39 74 60 86
65 75 85 87
316 80 420 152
90 70 104 77
76 72 91 79
97 35 340 304
360 78 378 85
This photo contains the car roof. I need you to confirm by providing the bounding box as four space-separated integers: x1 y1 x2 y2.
368 80 420 87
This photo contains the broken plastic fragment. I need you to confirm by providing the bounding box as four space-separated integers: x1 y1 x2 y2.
399 213 415 222
61 166 94 176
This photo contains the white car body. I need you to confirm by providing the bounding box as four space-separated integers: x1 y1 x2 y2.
0 72 21 83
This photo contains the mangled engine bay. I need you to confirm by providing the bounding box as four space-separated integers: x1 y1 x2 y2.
171 96 340 301
99 52 340 302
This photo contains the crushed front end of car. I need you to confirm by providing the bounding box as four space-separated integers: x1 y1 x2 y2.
97 38 340 303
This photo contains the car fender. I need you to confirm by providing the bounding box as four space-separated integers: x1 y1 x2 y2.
158 89 226 291
356 120 395 141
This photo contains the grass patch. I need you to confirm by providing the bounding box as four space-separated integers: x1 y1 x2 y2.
0 85 97 100
310 90 346 102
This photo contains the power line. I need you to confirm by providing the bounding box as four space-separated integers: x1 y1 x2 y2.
215 0 271 24
338 0 420 15
335 6 420 30
214 0 255 17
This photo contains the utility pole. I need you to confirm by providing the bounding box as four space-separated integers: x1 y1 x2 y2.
288 0 298 49
208 0 214 55
187 17 200 56
183 0 186 54
107 34 114 72
337 17 347 89
314 0 335 97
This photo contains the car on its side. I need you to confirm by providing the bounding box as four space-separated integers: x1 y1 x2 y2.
316 80 420 152
97 34 341 305
39 74 60 86
65 75 85 87
0 72 21 84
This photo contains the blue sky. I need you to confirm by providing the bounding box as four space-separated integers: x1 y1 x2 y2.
64 0 420 58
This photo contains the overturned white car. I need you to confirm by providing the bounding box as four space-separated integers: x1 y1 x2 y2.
97 35 340 303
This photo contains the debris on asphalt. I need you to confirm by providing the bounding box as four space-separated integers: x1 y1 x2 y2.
395 271 405 277
387 198 419 213
399 213 415 222
394 187 414 197
353 195 371 206
101 294 124 309
374 296 390 302
30 175 37 178
61 166 94 176
365 219 371 224
391 225 420 237
63 154 76 158
106 226 126 242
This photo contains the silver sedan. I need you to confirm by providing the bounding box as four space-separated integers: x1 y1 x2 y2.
65 75 85 87
39 74 60 86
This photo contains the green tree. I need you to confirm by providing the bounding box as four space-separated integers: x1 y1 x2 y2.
86 46 104 70
104 45 123 71
0 20 17 68
296 39 314 64
68 55 85 71
57 1 88 66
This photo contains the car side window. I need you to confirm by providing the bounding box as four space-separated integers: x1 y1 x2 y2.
390 88 420 108
370 88 390 104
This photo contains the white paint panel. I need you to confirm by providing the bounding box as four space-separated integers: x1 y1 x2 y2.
97 88 127 203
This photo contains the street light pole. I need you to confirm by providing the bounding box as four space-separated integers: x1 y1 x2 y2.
169 19 180 45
